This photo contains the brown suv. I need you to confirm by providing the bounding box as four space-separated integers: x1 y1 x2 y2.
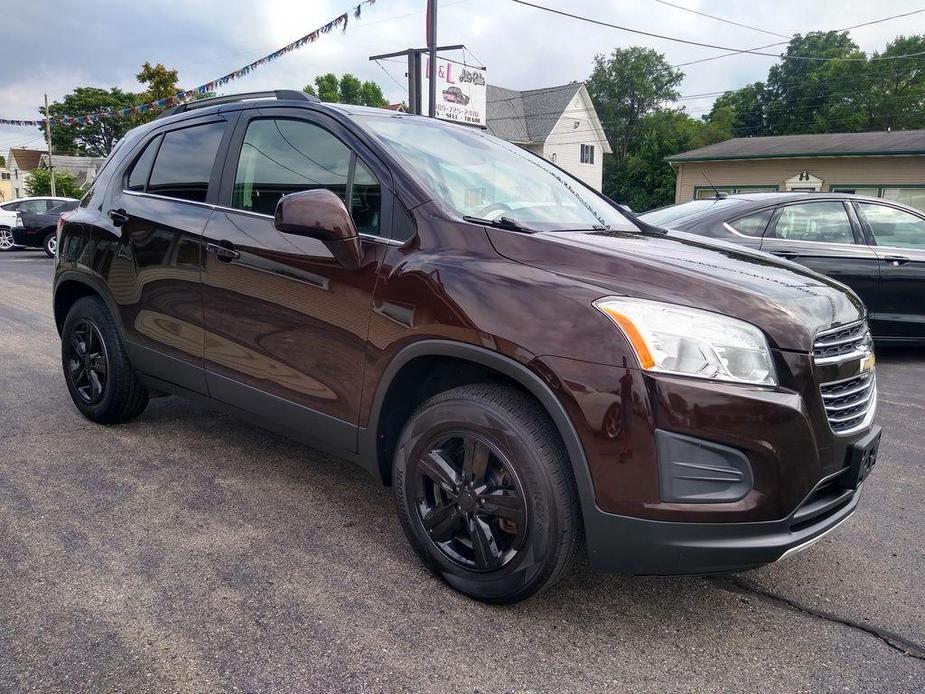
53 91 881 603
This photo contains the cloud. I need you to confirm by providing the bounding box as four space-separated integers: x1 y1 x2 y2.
1 0 921 153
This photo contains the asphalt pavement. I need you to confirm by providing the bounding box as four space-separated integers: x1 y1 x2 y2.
0 250 923 693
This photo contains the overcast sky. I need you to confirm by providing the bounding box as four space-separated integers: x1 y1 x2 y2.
1 0 923 154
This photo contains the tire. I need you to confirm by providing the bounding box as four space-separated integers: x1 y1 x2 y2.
43 231 57 258
61 296 149 423
0 226 14 252
393 383 581 604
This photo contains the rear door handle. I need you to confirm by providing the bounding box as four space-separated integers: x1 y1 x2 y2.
772 249 799 258
883 255 910 267
206 241 240 262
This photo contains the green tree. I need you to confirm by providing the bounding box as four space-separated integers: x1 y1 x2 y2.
707 82 768 138
39 87 136 157
24 168 83 198
764 32 862 134
136 62 180 101
303 73 389 106
605 109 729 211
587 47 683 160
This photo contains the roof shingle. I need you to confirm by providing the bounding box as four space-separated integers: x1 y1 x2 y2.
668 130 925 162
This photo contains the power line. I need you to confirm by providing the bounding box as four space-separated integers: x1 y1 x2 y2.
673 7 925 68
374 59 410 94
507 0 925 62
653 0 790 39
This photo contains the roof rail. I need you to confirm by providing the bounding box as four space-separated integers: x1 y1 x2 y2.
155 89 319 120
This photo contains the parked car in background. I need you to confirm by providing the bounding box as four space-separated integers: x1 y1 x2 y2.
0 196 77 251
53 91 879 603
639 192 925 343
12 199 80 257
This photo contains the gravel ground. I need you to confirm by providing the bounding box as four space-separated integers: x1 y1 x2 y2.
0 250 923 693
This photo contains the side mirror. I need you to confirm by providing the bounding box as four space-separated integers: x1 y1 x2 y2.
274 189 362 270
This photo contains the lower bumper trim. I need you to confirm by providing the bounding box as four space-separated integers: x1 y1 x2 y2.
584 483 863 575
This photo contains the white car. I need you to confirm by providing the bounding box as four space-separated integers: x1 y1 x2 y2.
0 196 78 251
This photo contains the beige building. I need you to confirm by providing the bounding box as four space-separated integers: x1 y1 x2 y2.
668 130 925 212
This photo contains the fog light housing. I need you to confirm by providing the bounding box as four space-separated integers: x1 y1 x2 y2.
656 430 753 503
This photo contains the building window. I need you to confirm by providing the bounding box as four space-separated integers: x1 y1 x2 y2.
580 144 594 165
0 173 9 180
694 186 778 200
831 185 925 213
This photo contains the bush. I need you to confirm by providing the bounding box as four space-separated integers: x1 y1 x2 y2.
23 168 83 198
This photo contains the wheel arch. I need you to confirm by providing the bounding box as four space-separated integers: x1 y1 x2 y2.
53 272 121 337
361 340 598 520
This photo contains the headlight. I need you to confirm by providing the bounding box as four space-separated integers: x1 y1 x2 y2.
593 297 777 386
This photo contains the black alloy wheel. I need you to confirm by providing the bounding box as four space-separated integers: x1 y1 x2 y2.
66 319 109 405
393 384 581 604
414 432 527 571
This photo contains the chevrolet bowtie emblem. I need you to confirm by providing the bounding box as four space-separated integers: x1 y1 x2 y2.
860 353 876 373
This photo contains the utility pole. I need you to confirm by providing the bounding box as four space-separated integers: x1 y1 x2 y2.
44 93 55 197
426 0 438 118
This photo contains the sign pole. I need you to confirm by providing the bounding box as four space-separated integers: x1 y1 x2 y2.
426 0 437 118
44 93 56 198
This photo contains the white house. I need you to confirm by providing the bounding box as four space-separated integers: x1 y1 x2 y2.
486 82 611 191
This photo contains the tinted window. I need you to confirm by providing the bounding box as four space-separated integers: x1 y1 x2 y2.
233 118 381 235
126 135 162 191
17 200 48 214
859 203 925 250
148 122 225 202
770 202 854 244
727 209 773 237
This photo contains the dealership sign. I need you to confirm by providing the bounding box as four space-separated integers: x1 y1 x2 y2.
420 57 487 127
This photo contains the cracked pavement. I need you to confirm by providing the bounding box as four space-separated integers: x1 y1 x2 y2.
0 251 923 692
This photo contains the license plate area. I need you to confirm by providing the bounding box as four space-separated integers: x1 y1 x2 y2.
842 426 881 489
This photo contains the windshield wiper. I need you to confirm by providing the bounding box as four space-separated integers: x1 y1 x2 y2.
463 215 534 232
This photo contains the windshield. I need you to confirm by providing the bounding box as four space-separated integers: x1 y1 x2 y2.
639 198 745 228
356 115 636 232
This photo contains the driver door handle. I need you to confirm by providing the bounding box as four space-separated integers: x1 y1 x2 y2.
883 255 910 267
772 249 799 258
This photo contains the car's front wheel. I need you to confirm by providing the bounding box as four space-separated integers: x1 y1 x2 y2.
43 231 57 258
61 296 149 423
393 383 581 603
0 226 14 252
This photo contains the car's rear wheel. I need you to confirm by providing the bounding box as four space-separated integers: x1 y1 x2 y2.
43 232 57 258
393 383 580 604
61 296 149 423
0 227 14 251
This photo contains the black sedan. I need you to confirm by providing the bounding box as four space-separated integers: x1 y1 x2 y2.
640 192 925 343
12 200 79 257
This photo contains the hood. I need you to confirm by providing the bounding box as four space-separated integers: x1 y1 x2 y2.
487 227 865 352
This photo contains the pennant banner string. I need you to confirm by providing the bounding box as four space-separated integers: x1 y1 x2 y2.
0 0 375 128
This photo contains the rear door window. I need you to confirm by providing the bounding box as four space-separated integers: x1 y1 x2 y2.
768 202 855 244
858 203 925 250
147 122 225 203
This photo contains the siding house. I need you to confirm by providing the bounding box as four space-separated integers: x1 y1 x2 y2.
487 82 612 191
4 148 104 197
667 130 925 212
6 148 45 199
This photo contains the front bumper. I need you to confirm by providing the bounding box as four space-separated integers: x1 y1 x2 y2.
583 424 881 574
